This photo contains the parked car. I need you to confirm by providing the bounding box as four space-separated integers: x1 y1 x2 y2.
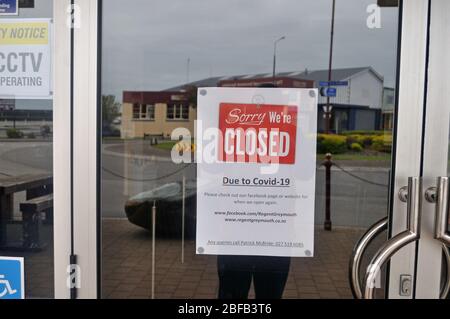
124 180 197 239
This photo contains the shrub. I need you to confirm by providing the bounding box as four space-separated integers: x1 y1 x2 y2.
317 134 347 154
362 136 374 147
350 142 363 152
345 135 357 147
6 128 24 139
26 133 36 139
341 130 386 136
372 135 393 153
345 134 372 148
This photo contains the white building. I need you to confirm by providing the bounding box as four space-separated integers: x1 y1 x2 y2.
168 66 385 132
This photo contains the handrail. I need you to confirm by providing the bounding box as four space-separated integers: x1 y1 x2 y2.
364 177 421 299
349 217 387 299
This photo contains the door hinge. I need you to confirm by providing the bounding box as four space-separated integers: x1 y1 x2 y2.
68 254 79 299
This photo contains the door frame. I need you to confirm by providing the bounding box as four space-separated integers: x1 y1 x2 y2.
386 0 431 299
67 0 449 299
53 0 72 299
414 0 450 299
53 0 99 299
386 0 450 299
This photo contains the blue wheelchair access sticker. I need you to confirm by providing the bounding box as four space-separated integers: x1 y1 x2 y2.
0 0 18 15
0 257 24 299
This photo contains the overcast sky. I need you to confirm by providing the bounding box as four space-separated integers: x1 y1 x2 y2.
11 0 399 108
102 0 399 99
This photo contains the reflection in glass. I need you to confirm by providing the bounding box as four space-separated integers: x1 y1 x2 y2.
0 1 54 298
101 0 398 299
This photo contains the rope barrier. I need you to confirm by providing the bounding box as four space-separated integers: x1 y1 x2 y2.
103 160 386 187
101 163 193 182
331 163 388 188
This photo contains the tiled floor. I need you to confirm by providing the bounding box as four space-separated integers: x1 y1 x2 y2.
0 223 54 299
102 219 387 299
0 219 386 299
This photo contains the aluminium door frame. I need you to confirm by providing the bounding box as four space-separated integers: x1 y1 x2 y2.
414 0 450 299
53 0 72 299
53 0 99 299
386 0 430 299
386 0 449 299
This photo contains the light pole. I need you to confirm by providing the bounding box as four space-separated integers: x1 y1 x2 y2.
186 57 190 84
272 36 286 84
325 0 336 134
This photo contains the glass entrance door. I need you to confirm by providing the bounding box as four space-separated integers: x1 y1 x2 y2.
357 0 450 299
0 0 55 299
4 0 448 301
0 0 75 299
97 0 400 299
61 0 449 300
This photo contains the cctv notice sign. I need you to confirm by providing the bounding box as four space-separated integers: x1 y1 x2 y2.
196 88 317 257
0 18 52 99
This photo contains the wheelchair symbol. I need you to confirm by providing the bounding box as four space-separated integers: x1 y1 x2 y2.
0 274 18 298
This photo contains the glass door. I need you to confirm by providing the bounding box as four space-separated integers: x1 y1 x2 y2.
65 0 448 299
97 0 401 299
0 0 74 299
361 0 450 299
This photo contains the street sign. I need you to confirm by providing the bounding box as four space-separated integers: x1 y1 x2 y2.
319 81 348 87
320 87 337 97
0 0 18 15
0 257 24 299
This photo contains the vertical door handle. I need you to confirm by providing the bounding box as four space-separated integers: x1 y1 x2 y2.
433 177 450 246
364 177 422 299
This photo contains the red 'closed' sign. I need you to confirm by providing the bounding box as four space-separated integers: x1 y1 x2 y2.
218 103 298 164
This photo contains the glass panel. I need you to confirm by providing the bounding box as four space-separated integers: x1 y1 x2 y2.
0 0 54 299
448 115 450 175
101 0 398 299
147 105 155 120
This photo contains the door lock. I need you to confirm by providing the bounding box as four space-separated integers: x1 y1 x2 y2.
425 187 437 203
399 274 412 296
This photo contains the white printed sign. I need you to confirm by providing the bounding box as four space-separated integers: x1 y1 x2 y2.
0 18 52 99
196 88 318 257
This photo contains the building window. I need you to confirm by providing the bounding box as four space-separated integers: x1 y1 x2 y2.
146 104 155 120
167 104 189 120
132 104 140 119
132 103 155 120
386 95 394 105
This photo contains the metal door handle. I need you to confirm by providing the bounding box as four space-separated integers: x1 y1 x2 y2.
434 177 450 246
351 176 450 299
349 215 450 299
364 177 422 299
349 217 388 299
